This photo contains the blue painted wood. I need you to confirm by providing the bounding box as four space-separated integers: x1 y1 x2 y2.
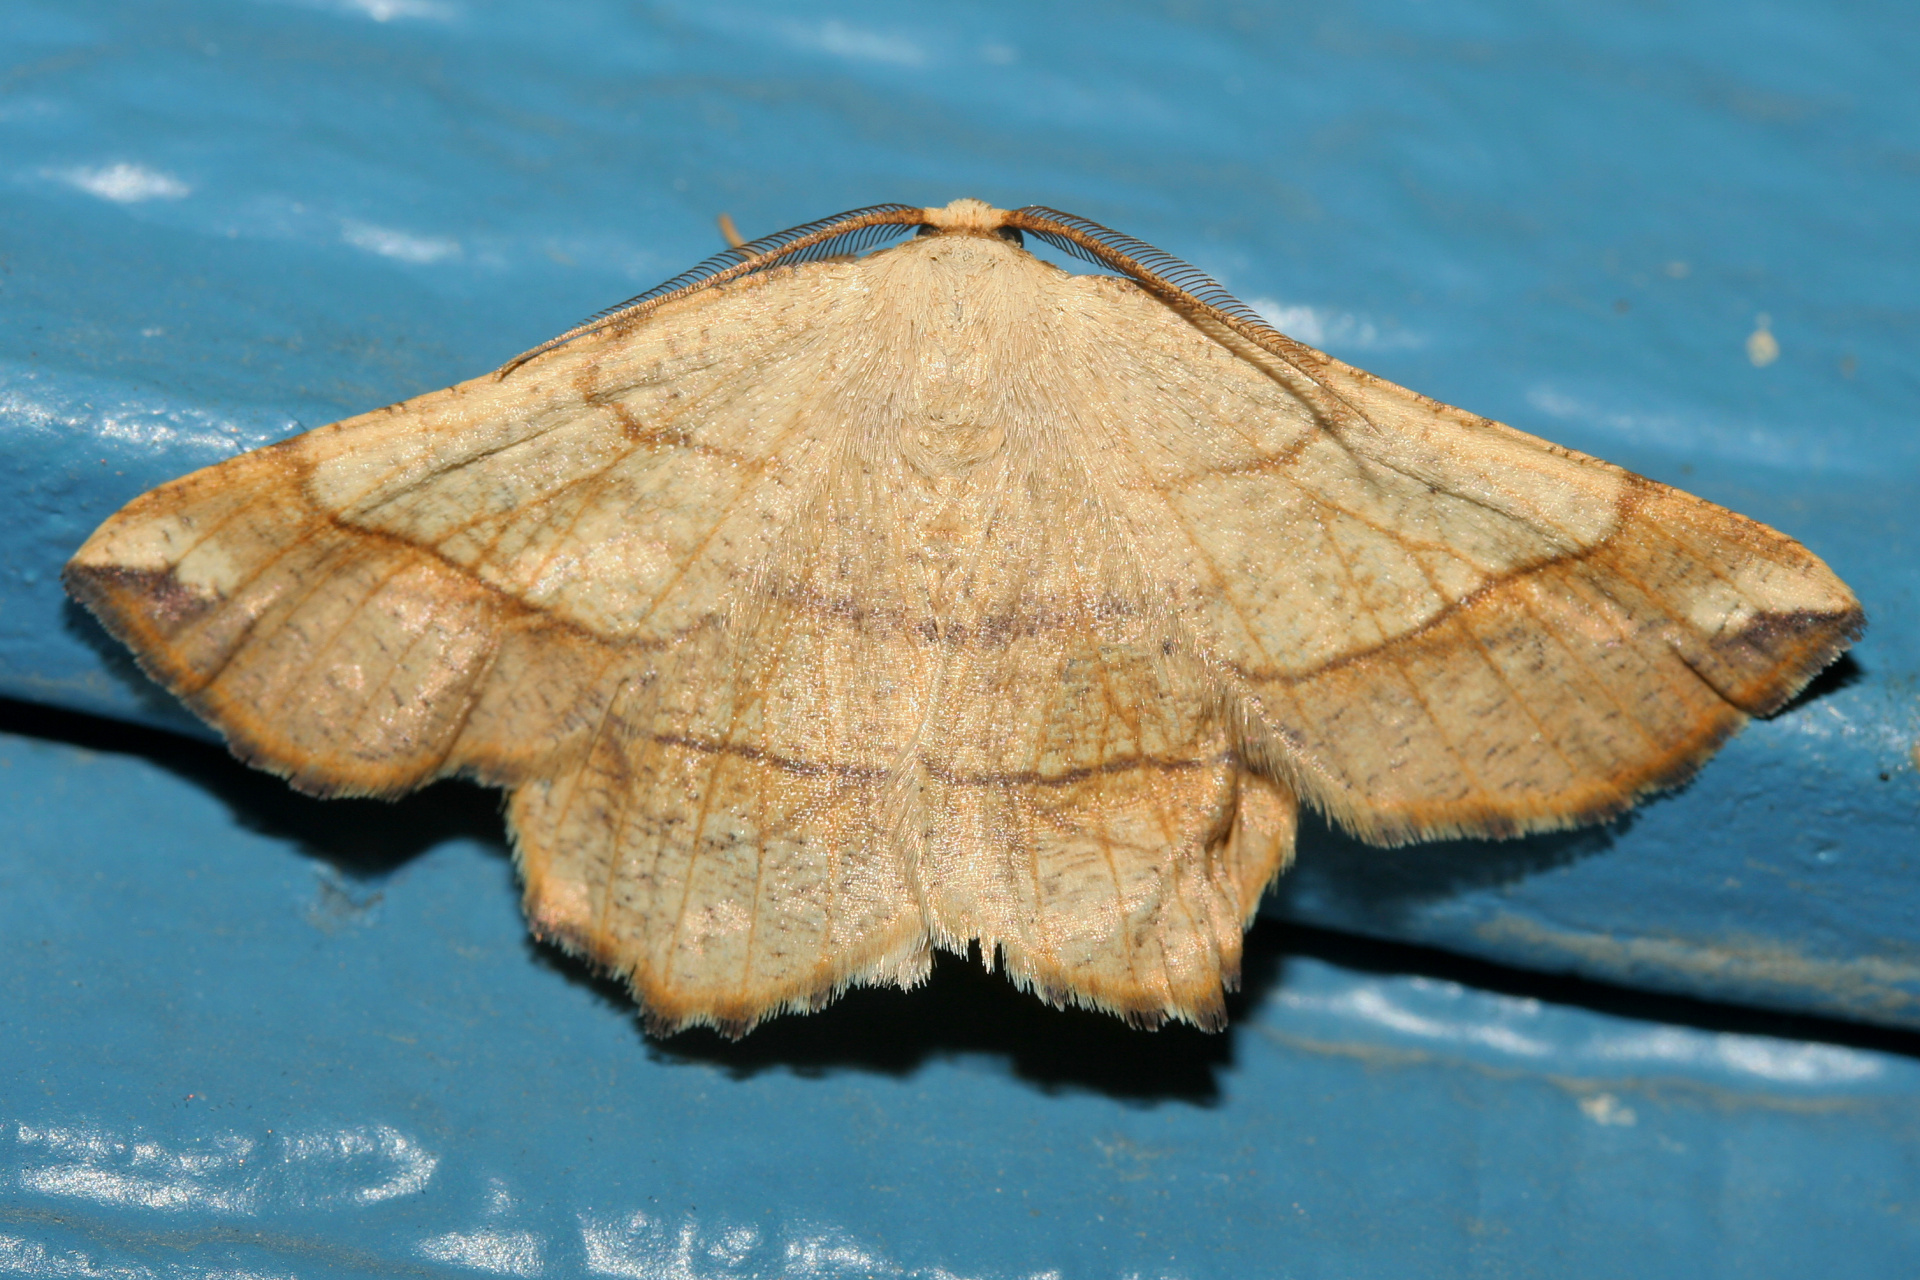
4 724 1918 1278
1 0 1915 1042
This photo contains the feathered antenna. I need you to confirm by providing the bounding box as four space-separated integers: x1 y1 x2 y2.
498 203 926 376
1006 204 1370 437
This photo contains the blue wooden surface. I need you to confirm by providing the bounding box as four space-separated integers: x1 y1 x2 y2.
2 1 1918 1273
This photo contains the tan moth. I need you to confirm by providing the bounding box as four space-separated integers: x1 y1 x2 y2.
67 199 1862 1036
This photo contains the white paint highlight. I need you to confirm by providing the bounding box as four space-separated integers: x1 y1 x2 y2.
1280 982 1555 1057
10 1123 259 1214
1595 1028 1883 1084
52 163 190 203
1275 971 1887 1087
270 0 458 21
1525 385 1853 472
346 0 456 19
342 219 461 264
786 19 925 66
1250 297 1415 352
0 1232 149 1279
580 1209 1063 1279
419 1229 546 1276
6 1120 440 1215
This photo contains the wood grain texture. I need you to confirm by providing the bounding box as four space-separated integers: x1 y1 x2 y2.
66 199 1861 1035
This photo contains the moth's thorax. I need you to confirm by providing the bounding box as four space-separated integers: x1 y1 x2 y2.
918 197 1008 232
861 232 1050 480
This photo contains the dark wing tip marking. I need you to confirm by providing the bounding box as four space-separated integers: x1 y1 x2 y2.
1722 603 1868 717
65 561 221 635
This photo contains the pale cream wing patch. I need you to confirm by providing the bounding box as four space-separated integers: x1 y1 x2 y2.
1057 275 1862 845
912 448 1297 1031
507 450 948 1035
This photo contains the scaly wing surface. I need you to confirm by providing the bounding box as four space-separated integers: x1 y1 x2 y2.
905 446 1296 1031
1053 273 1861 844
67 260 941 1033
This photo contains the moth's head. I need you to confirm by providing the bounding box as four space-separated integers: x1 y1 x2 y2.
919 198 1011 233
915 198 1026 249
